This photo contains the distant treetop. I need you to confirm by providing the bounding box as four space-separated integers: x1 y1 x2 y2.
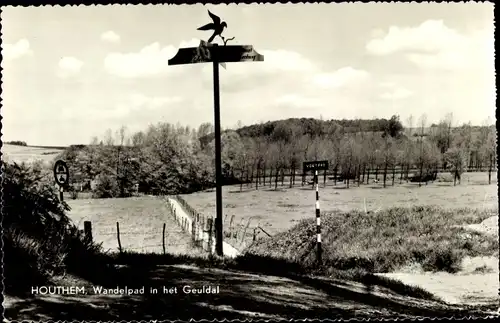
5 141 28 146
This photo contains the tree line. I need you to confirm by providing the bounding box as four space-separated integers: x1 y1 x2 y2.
56 114 496 198
5 140 28 146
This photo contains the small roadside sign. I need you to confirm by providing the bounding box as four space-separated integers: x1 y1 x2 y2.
303 160 329 173
54 160 69 186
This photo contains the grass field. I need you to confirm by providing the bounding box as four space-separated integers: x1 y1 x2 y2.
66 196 202 256
181 172 498 305
1 144 64 166
181 171 498 249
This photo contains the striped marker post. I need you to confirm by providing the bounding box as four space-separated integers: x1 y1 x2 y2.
315 170 322 266
303 160 328 267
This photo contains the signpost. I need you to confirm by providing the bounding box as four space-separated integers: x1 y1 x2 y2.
303 160 329 266
54 160 69 202
169 10 264 257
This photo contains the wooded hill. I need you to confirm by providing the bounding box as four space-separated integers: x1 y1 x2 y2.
48 115 496 198
200 117 403 146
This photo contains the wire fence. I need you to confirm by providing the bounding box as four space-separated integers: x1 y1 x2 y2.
80 220 198 254
77 195 274 255
170 195 273 252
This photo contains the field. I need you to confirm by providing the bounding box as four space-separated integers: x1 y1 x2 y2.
181 171 498 249
1 144 64 166
66 196 202 256
180 171 498 306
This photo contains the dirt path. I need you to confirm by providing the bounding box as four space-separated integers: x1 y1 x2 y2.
4 263 492 321
167 197 240 258
381 215 499 308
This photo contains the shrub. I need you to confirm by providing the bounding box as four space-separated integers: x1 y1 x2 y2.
246 205 498 274
2 161 104 295
421 244 465 273
92 173 120 198
436 173 453 183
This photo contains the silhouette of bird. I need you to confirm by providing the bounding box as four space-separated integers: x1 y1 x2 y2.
197 10 227 44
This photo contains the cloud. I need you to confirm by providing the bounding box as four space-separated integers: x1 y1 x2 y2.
59 93 183 122
2 38 33 60
57 56 84 78
104 39 200 78
366 20 494 71
311 67 370 89
128 93 183 110
274 94 323 109
104 39 369 92
101 30 121 44
379 87 413 100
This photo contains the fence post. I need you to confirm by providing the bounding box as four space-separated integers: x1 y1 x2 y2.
229 215 235 238
241 218 252 244
191 217 196 244
116 222 122 254
84 221 92 242
199 215 203 243
207 218 213 254
162 223 166 255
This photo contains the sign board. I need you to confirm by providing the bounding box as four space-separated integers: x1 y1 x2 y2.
303 160 329 173
168 41 264 66
53 160 69 186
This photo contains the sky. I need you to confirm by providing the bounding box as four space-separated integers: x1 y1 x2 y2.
1 2 496 146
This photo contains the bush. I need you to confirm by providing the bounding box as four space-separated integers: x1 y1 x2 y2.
436 173 454 183
246 205 498 274
422 244 465 273
2 161 104 296
92 173 120 198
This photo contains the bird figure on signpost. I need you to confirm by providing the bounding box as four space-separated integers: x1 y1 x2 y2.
197 10 227 44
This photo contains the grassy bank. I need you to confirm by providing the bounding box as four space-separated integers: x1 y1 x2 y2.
246 206 498 273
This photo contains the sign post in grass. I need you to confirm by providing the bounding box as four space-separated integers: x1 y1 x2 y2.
53 159 69 202
303 160 329 266
169 10 264 256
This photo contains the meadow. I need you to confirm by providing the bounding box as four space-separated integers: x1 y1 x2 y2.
181 171 498 250
180 172 498 305
1 144 64 166
3 143 498 309
66 196 202 256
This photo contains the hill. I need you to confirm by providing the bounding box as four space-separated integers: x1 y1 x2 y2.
1 144 66 166
200 116 404 146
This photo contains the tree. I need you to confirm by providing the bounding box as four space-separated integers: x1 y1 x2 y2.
478 118 496 184
298 134 312 185
444 147 468 186
382 136 397 188
339 136 361 188
417 114 427 187
219 131 244 180
309 137 330 186
382 115 404 138
429 115 453 171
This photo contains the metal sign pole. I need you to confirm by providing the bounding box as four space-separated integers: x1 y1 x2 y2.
168 10 264 258
212 44 224 256
54 159 69 203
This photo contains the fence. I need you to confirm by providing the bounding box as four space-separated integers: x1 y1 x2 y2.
78 202 272 255
166 196 216 254
236 165 499 190
79 220 196 254
169 195 272 253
